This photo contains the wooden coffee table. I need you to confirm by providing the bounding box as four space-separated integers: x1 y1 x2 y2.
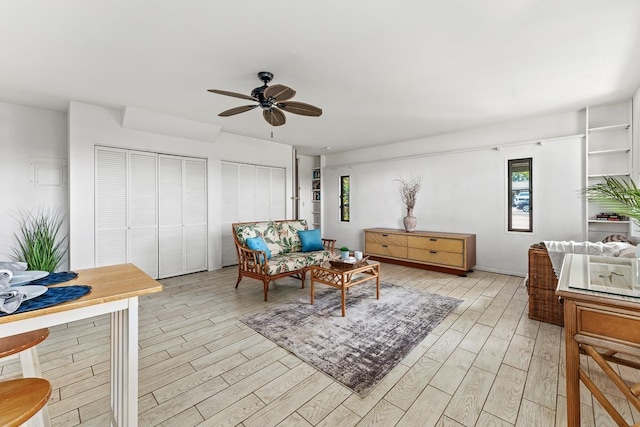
310 260 380 316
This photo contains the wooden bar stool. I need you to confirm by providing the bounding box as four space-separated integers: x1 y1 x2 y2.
0 378 51 427
0 329 51 427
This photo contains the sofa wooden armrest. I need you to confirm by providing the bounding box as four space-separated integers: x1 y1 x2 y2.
232 219 335 301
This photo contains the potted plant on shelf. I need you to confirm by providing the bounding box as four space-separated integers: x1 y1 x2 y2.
10 208 68 272
583 176 640 225
339 246 350 260
394 176 423 232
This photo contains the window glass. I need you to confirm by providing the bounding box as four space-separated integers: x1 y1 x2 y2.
340 175 350 222
508 158 532 232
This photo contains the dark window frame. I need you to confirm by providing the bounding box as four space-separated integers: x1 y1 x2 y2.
340 175 350 222
508 158 533 232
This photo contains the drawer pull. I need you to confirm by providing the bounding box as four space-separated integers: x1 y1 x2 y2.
430 250 437 254
430 238 437 241
382 245 388 248
382 234 388 237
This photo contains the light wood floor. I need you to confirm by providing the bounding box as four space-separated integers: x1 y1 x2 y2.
1 263 638 426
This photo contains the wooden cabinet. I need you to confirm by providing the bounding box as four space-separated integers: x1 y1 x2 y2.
364 228 476 275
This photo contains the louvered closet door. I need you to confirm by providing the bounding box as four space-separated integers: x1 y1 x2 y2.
220 162 287 267
128 152 158 278
270 167 286 219
158 156 208 278
184 158 207 273
221 163 239 267
95 148 127 267
159 155 185 278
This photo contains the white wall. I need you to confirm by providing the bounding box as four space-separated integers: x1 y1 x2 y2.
0 101 68 268
68 101 293 271
323 111 585 276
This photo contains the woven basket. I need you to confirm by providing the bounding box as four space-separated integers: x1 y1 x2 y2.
527 243 564 326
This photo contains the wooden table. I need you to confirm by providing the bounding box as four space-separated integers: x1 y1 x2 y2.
310 261 380 316
0 264 163 427
557 254 640 427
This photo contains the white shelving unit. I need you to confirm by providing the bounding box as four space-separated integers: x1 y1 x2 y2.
584 100 633 241
311 166 321 229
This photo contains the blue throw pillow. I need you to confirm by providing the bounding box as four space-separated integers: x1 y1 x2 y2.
246 236 271 263
298 229 324 252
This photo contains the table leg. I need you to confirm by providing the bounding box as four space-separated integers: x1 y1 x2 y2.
110 297 139 427
375 266 380 300
21 347 51 427
564 300 580 427
341 286 346 317
310 277 315 305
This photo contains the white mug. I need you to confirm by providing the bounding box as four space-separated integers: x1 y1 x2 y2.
354 251 363 260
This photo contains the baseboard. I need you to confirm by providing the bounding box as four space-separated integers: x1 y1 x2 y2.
473 265 526 277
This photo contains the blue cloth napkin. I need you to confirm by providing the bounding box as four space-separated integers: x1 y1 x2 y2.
29 271 78 286
0 285 91 317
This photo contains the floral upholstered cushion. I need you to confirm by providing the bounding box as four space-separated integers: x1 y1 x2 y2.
277 219 308 253
234 221 283 256
266 250 333 276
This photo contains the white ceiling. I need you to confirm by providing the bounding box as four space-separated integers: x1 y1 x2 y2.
1 1 639 155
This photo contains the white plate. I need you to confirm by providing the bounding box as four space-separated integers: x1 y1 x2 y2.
9 271 49 286
12 285 48 301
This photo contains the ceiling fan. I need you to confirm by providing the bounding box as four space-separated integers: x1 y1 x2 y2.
208 71 322 126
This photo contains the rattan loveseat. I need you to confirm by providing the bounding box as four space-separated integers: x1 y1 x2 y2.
232 219 336 301
526 243 564 326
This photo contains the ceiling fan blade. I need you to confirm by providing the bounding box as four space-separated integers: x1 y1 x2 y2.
277 101 323 117
207 89 256 101
263 108 286 126
219 105 258 117
264 84 296 101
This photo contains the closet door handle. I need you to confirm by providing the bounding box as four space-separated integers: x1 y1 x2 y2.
430 238 437 241
382 245 388 248
382 234 388 237
430 250 437 254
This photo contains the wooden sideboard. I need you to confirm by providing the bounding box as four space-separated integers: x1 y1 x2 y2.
364 228 476 276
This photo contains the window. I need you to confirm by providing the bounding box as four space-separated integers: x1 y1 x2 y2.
340 175 350 222
508 158 532 232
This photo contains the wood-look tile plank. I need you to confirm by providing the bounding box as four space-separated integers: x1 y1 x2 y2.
443 366 495 426
386 355 442 410
523 356 558 410
296 382 352 425
243 372 332 427
473 335 510 374
315 404 361 427
396 385 451 427
355 399 404 427
515 398 555 426
429 348 477 395
196 362 290 419
483 364 527 424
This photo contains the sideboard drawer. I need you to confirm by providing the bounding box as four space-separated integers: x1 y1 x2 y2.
366 243 407 259
408 236 463 253
366 232 407 247
408 248 464 268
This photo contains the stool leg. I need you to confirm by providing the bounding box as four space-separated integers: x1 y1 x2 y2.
20 348 51 427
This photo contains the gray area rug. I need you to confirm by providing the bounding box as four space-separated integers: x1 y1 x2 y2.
241 282 462 396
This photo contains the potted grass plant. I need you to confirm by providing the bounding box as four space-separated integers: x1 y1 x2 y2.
10 208 68 272
583 176 640 225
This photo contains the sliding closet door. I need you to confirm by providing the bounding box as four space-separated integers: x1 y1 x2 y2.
221 161 286 266
158 155 184 278
95 148 128 267
95 147 158 278
128 152 158 277
184 158 207 273
158 155 208 278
